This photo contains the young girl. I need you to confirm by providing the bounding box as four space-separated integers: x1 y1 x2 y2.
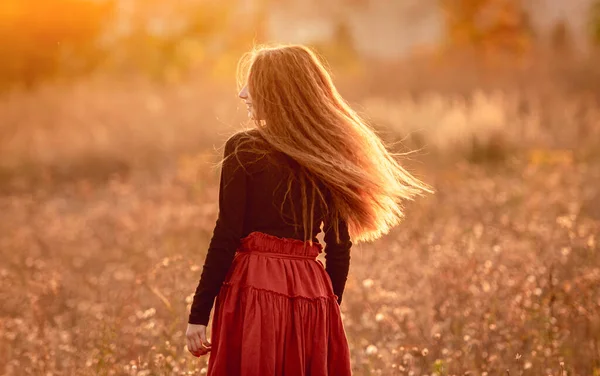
186 44 431 375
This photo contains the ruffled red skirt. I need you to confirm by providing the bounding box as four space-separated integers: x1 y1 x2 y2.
206 231 352 376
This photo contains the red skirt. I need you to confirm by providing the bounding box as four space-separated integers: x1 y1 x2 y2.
207 231 352 376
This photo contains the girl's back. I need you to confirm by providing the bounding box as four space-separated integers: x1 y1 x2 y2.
185 44 431 375
224 128 328 243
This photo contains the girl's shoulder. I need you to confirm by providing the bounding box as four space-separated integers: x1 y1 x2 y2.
224 129 276 173
225 128 264 150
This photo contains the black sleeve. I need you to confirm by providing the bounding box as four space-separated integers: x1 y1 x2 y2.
188 133 248 325
323 216 352 305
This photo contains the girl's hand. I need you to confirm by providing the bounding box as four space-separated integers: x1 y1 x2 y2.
186 323 212 357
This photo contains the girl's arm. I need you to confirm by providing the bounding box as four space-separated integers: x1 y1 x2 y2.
323 216 352 305
188 132 249 326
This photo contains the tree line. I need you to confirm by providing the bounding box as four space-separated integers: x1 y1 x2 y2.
1 0 599 89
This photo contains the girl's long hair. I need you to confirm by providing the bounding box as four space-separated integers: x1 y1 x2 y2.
233 43 433 243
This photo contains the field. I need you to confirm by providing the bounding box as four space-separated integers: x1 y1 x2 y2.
0 76 599 375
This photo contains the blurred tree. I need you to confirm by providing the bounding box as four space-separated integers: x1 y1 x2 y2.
591 0 600 47
439 0 534 63
0 0 114 88
201 0 268 79
104 0 243 82
0 0 246 86
550 20 572 55
311 19 359 72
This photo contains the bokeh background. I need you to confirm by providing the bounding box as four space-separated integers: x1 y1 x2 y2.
1 0 599 375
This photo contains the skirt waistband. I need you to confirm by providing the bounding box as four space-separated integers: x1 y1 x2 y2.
238 231 322 259
242 250 318 260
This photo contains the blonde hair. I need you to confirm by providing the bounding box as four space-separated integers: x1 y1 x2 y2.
233 43 432 243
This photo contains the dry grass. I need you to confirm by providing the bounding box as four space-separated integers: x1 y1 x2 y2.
1 76 598 187
361 91 600 161
0 76 599 375
0 77 244 185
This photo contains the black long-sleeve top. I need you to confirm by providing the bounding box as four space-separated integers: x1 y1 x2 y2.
188 129 352 326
